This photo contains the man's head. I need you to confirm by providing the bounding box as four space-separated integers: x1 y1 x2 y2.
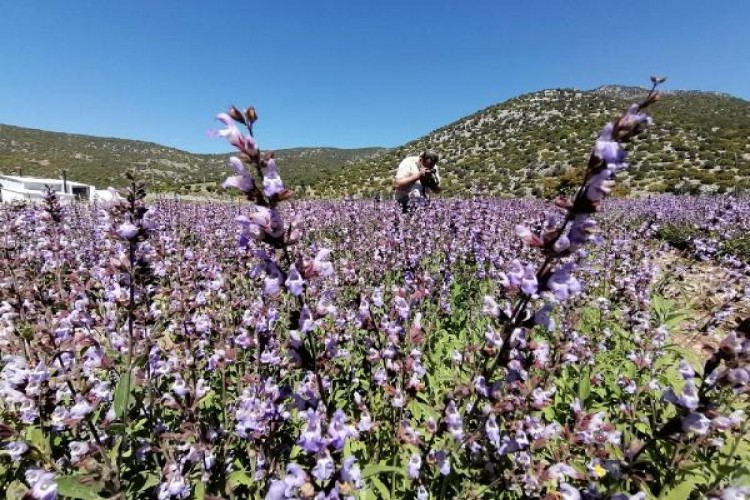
420 150 439 170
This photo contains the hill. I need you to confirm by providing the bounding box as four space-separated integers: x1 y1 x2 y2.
0 124 384 194
313 86 750 198
1 85 748 199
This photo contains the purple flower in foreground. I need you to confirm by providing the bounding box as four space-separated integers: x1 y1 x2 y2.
558 483 582 500
157 471 190 500
310 249 334 278
444 400 464 441
533 303 556 331
312 450 335 482
483 295 500 317
593 122 628 164
486 415 502 448
263 159 284 197
265 481 286 500
214 113 256 152
394 296 410 319
663 379 699 410
340 456 363 489
507 260 524 287
407 453 422 479
585 168 616 202
546 264 581 301
265 463 307 500
357 410 373 432
682 412 710 435
298 409 325 454
433 449 451 476
728 368 750 385
222 156 255 193
263 262 284 296
484 326 503 349
25 469 57 500
568 215 597 249
711 486 750 500
68 441 90 464
69 396 93 423
116 222 139 240
548 463 580 481
327 409 358 451
171 376 189 397
611 493 647 500
5 441 29 461
520 264 538 295
236 206 285 245
678 360 695 380
285 265 304 296
391 388 405 408
618 104 653 136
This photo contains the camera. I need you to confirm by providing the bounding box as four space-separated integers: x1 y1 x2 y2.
422 170 438 189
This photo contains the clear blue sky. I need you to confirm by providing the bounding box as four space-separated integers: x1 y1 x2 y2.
1 0 748 153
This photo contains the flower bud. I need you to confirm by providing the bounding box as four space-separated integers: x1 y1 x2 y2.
245 107 258 124
228 106 246 124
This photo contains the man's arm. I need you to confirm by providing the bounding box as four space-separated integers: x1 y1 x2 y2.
392 159 425 189
392 170 423 189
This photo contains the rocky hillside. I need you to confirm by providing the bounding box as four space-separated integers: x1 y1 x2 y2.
315 86 750 198
0 124 383 193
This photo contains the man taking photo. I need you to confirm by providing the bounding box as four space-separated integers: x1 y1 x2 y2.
392 150 441 213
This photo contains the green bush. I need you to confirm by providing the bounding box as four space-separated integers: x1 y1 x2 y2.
721 234 750 262
655 222 702 252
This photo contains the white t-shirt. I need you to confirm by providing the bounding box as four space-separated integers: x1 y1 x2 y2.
394 156 441 201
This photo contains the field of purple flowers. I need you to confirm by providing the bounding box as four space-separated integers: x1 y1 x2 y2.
2 82 750 499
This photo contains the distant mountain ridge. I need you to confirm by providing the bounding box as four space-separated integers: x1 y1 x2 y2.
1 84 748 198
0 123 384 193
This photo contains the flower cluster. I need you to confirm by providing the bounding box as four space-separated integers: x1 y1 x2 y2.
2 79 749 500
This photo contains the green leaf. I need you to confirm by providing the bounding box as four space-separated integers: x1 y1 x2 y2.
578 367 591 403
361 463 405 479
25 426 50 458
195 480 206 500
227 470 254 491
665 311 689 329
142 473 161 491
108 437 122 465
127 472 160 495
658 478 699 500
56 475 106 500
542 405 556 421
131 417 151 432
635 422 651 434
359 488 378 500
289 444 303 460
114 369 135 418
6 481 29 500
368 476 391 500
106 423 126 435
